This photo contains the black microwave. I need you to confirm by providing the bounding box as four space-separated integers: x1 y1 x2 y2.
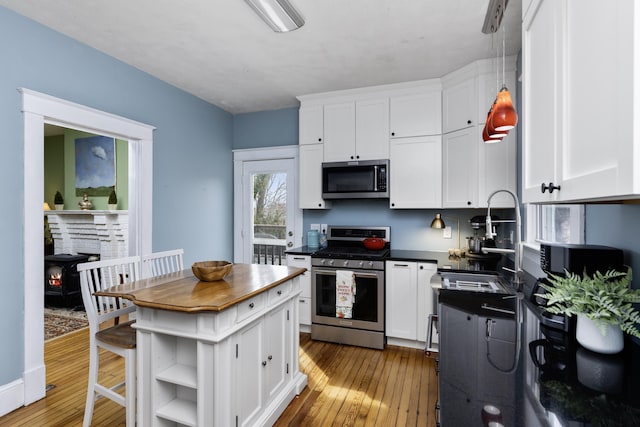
322 159 389 199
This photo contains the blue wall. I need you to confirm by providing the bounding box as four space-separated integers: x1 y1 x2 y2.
0 6 233 385
233 107 298 149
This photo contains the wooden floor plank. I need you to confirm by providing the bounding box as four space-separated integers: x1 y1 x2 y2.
1 331 438 427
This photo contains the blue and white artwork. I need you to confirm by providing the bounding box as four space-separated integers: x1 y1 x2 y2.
75 135 116 196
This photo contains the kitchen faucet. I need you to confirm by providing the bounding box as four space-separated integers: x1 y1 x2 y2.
482 189 523 286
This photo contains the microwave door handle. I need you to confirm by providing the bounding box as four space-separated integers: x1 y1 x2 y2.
373 165 378 191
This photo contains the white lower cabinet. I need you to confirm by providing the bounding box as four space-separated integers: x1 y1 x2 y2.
286 254 312 327
385 261 437 347
135 279 307 427
236 300 291 427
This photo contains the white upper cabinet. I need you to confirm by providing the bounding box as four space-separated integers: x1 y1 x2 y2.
389 135 442 209
298 105 323 145
323 98 389 162
355 98 390 160
522 0 563 203
442 127 478 208
441 57 517 208
523 0 640 203
390 84 442 138
442 78 476 133
299 144 330 209
323 102 356 161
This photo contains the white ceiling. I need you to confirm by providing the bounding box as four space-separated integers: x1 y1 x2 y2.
1 0 522 114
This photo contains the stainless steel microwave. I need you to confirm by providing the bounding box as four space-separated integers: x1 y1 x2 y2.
322 159 389 199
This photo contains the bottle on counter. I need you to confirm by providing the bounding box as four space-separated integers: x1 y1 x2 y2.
307 229 319 250
319 228 328 249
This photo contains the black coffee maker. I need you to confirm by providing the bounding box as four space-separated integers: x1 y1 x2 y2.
531 243 625 331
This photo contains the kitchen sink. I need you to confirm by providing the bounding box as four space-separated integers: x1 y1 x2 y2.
439 272 512 294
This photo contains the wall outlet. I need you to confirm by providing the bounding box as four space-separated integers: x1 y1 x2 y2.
443 226 452 239
310 224 320 231
321 224 328 234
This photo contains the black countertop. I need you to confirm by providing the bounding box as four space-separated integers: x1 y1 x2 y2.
437 268 640 427
288 247 511 275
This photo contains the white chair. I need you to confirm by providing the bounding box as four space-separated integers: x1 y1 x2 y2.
142 248 184 278
77 256 141 427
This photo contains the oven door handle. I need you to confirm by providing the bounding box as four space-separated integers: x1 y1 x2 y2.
312 269 379 279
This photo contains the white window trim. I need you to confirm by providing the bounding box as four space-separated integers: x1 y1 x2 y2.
523 204 585 277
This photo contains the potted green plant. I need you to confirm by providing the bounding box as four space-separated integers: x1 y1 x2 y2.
54 191 64 210
108 190 118 210
536 268 640 354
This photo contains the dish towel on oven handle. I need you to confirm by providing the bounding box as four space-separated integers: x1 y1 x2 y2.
336 270 356 319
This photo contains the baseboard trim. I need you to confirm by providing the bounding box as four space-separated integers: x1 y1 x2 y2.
23 363 46 405
0 379 25 417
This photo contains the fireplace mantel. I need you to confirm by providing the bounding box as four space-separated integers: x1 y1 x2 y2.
45 210 129 260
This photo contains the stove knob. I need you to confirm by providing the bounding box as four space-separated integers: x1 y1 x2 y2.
358 261 364 268
343 260 349 267
319 259 326 265
328 259 334 266
368 261 374 268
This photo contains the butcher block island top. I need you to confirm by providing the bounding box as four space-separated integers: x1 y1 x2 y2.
95 263 306 312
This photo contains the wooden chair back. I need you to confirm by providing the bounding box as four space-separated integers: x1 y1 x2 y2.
77 256 141 332
142 249 184 277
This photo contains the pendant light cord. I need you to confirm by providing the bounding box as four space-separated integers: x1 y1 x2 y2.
502 0 506 90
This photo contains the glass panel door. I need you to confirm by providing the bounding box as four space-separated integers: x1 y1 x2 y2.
240 158 300 265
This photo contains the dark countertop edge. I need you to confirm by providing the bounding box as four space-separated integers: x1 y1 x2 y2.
286 246 317 256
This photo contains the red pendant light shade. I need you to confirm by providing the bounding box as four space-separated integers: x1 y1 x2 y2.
482 103 507 143
490 87 518 131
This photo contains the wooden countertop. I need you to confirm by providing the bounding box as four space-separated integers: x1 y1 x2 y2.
94 263 306 313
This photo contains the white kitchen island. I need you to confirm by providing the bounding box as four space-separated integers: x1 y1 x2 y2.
96 263 308 427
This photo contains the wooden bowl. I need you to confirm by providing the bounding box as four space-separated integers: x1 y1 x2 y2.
363 237 385 250
191 261 233 281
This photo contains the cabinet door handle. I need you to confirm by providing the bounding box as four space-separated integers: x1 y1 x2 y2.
268 355 273 361
541 182 561 193
277 290 282 295
249 302 255 309
262 361 267 367
394 263 409 267
467 119 472 124
391 132 395 136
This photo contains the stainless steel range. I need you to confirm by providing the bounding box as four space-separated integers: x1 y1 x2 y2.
311 226 390 350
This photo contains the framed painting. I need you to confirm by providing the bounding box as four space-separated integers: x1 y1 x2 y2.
75 135 116 196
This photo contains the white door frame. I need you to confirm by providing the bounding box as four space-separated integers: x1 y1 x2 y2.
233 146 302 263
12 89 154 412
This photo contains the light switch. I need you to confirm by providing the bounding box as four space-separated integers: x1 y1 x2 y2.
443 226 452 239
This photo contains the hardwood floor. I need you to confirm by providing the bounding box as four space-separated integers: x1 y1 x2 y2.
277 334 439 427
0 331 438 426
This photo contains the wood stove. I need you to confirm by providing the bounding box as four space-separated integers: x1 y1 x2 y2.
45 254 90 306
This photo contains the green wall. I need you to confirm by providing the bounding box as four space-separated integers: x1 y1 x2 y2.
44 129 128 210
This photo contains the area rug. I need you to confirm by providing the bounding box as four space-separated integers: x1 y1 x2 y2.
44 312 89 341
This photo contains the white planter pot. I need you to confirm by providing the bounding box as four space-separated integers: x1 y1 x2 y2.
108 204 118 210
576 313 624 354
55 204 64 210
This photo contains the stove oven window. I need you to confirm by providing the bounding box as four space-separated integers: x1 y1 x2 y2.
315 273 378 322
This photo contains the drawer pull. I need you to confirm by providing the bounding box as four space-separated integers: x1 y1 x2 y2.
277 290 282 295
249 302 255 309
